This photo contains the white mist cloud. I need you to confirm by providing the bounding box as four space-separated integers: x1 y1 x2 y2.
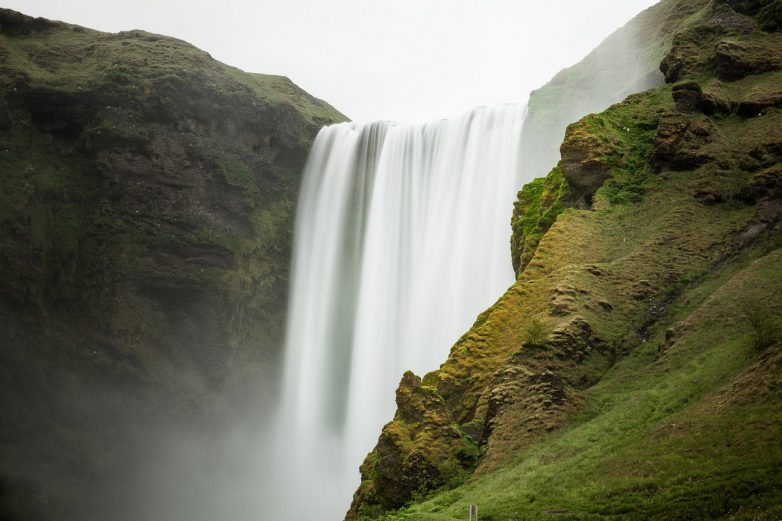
6 0 658 122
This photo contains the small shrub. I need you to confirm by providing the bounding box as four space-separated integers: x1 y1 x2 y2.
741 301 780 352
524 317 550 348
721 169 748 205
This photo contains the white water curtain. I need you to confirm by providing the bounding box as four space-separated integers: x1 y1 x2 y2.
272 104 527 520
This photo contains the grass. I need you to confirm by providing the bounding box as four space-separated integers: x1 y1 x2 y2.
523 318 550 348
355 108 766 517
394 246 782 521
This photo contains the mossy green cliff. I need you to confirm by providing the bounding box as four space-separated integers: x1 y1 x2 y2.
0 8 344 520
348 1 782 519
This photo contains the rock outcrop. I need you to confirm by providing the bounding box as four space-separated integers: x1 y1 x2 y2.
348 372 477 520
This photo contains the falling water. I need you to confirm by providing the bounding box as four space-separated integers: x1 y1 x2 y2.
272 104 527 520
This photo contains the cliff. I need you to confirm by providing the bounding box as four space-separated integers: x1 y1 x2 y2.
0 9 345 520
520 0 712 182
349 0 782 519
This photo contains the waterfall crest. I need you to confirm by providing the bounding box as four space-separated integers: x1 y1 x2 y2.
274 104 527 519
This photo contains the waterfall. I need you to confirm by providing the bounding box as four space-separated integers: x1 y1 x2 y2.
272 104 527 520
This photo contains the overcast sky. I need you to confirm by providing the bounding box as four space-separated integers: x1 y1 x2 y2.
5 0 659 122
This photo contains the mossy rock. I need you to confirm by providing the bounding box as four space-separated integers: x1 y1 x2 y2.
0 7 346 519
347 372 477 519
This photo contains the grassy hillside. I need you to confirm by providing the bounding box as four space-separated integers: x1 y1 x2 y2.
348 1 782 519
0 8 345 520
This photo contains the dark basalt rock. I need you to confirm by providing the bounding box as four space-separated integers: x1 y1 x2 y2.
547 315 606 362
758 1 782 31
723 0 767 14
657 323 688 357
653 113 721 171
661 3 781 85
708 3 759 33
653 113 692 166
736 88 782 116
700 91 736 115
560 125 613 205
673 81 705 113
660 25 723 84
721 0 782 30
660 51 686 84
346 371 476 519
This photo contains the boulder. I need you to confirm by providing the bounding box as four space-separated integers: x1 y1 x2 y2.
713 38 782 81
560 124 613 205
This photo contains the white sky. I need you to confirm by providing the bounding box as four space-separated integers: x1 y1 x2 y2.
4 0 658 122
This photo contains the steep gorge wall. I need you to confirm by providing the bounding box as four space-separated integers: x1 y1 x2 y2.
0 9 345 520
349 1 782 518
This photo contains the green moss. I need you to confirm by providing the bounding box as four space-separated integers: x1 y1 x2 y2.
512 87 671 277
0 129 101 312
348 374 481 519
219 158 258 195
510 166 570 276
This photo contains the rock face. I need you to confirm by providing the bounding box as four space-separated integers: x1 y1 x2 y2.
559 122 615 204
349 0 782 518
0 8 345 520
348 372 477 520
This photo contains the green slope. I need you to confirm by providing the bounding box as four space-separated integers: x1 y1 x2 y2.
348 1 782 519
